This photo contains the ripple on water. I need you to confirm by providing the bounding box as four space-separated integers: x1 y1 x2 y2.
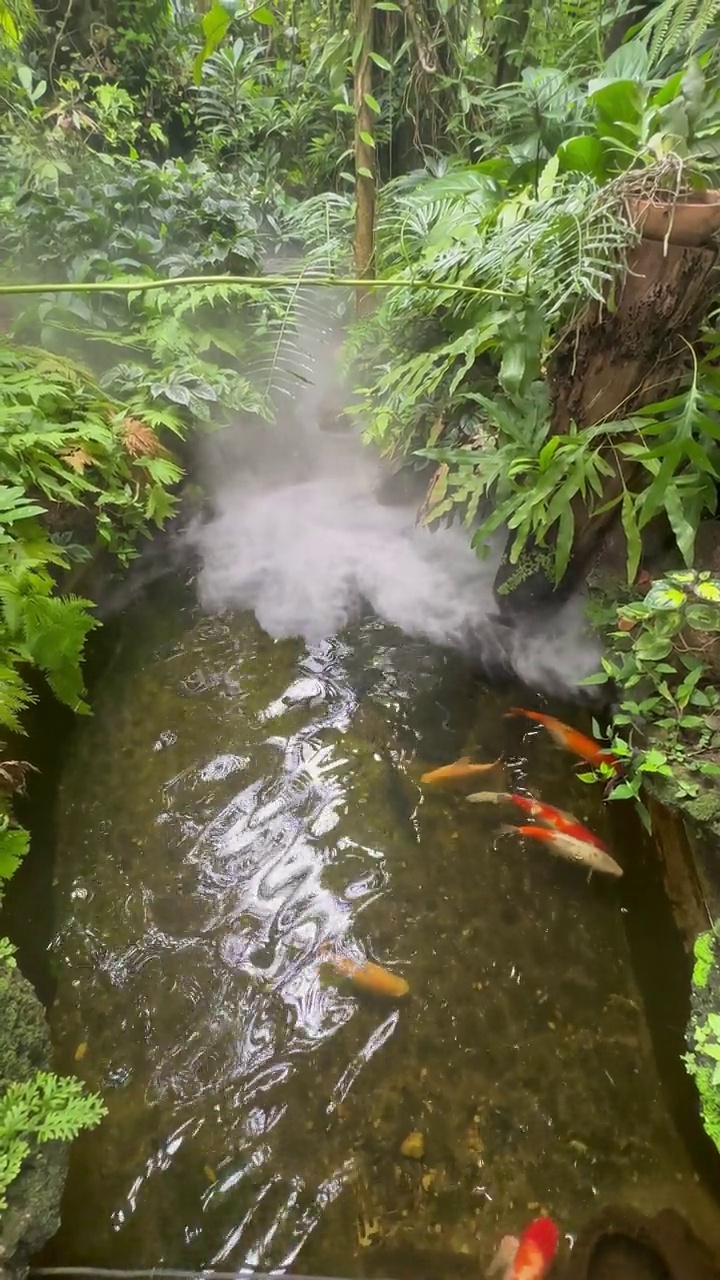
42 585 719 1272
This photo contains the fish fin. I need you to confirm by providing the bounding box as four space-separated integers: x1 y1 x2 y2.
492 762 507 790
487 1236 518 1277
497 823 518 837
467 791 509 805
504 707 524 718
454 755 472 765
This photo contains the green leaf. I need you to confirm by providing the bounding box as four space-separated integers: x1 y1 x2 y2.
359 130 375 147
695 579 720 602
608 781 637 801
579 670 610 685
555 505 574 584
537 154 559 201
634 635 673 662
644 581 686 611
664 485 696 566
621 490 642 585
251 5 275 24
364 92 381 113
369 51 392 70
357 166 374 179
374 1 401 8
16 64 33 95
0 824 30 882
587 79 642 127
193 1 235 83
685 602 720 632
557 134 606 179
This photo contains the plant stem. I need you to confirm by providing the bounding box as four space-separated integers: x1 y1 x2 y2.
0 274 507 298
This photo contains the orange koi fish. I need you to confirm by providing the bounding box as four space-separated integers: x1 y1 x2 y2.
467 790 606 850
501 824 622 877
488 1217 560 1280
320 947 409 999
421 755 504 789
505 708 619 773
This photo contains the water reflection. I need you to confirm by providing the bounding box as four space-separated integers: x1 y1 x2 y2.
44 587 714 1271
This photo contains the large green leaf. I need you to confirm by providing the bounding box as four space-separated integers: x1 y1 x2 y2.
193 1 238 85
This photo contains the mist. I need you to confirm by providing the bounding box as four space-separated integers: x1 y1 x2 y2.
191 313 603 700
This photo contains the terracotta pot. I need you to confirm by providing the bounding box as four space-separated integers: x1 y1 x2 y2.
627 189 720 247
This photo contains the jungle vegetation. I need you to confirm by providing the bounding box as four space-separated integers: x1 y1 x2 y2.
3 0 720 1200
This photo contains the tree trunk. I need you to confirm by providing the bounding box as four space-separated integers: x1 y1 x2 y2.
493 236 720 617
495 0 531 87
353 0 376 317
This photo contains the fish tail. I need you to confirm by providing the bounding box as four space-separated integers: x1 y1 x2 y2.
497 823 519 837
467 791 509 805
486 1236 518 1278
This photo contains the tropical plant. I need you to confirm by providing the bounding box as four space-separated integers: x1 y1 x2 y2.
583 570 720 814
0 940 106 1212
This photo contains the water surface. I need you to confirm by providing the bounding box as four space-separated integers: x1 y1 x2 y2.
43 572 720 1273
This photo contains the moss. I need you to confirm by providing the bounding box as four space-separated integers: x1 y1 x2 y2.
495 545 556 597
694 1064 720 1154
0 965 67 1280
683 787 720 829
692 932 715 991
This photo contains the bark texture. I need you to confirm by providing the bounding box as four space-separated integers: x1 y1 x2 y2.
353 0 376 317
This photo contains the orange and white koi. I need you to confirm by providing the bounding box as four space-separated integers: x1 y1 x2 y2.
505 708 620 773
500 823 622 877
467 791 606 850
320 947 409 999
487 1216 560 1280
421 755 504 789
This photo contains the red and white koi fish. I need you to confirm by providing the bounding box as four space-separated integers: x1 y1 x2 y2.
505 708 620 774
500 823 622 877
487 1216 560 1280
467 791 606 850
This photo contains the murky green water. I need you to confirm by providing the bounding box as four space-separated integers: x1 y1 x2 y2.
40 570 720 1274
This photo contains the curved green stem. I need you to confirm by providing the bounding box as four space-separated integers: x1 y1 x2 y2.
0 273 506 298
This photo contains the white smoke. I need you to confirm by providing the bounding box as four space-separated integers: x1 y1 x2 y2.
191 303 602 698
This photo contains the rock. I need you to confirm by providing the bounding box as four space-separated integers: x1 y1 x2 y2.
0 964 67 1280
559 1204 720 1280
400 1131 425 1160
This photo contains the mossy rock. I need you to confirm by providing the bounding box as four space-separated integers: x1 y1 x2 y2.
686 930 720 1159
0 964 67 1280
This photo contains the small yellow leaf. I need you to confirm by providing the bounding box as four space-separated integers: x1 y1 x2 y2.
74 1041 88 1061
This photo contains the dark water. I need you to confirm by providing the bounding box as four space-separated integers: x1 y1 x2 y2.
35 572 720 1275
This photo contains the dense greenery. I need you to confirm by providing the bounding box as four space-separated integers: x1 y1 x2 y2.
3 0 720 1209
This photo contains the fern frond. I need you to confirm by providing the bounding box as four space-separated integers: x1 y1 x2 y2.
642 0 720 68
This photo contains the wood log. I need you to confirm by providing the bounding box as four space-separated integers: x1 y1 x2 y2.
493 236 720 616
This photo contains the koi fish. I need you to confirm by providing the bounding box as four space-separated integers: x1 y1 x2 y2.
505 708 619 773
500 824 623 877
487 1217 559 1280
320 947 409 998
421 755 504 788
467 791 606 850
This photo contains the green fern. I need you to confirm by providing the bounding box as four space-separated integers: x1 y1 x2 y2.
641 0 720 69
0 1071 106 1210
0 816 29 882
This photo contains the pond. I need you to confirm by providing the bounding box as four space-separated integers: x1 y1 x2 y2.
25 339 720 1273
